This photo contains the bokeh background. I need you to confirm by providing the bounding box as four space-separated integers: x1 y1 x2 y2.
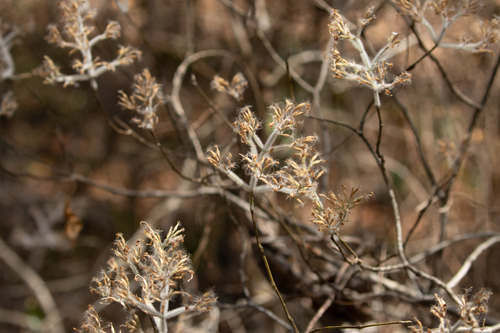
1 0 500 332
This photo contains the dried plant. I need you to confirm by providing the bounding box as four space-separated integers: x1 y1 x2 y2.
312 186 373 235
77 221 216 333
76 306 111 333
39 0 141 89
118 69 165 130
1 0 500 332
329 9 412 107
207 99 325 203
395 0 500 53
410 289 491 332
210 72 248 101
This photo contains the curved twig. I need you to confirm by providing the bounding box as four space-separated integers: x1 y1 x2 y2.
0 237 65 333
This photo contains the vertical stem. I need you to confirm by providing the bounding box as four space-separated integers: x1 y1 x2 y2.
389 188 409 265
374 104 388 184
160 283 170 333
249 193 299 333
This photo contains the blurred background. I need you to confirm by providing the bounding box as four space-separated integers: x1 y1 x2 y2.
1 0 500 332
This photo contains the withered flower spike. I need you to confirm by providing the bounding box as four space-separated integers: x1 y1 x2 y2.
312 186 373 234
40 0 140 89
79 221 216 332
118 69 164 130
211 72 248 101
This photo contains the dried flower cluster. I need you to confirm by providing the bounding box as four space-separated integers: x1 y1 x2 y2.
329 9 411 107
118 69 165 130
396 0 480 20
76 306 112 333
207 99 325 203
211 72 248 101
459 288 491 329
411 288 491 332
395 0 500 53
312 186 373 235
207 99 374 236
40 0 141 89
77 221 216 333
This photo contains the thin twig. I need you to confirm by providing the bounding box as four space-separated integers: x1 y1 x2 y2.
447 235 500 289
407 24 482 109
149 129 202 183
309 320 413 332
249 193 299 333
392 95 437 187
255 28 315 93
441 51 500 198
190 74 233 128
305 294 336 332
0 237 65 333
